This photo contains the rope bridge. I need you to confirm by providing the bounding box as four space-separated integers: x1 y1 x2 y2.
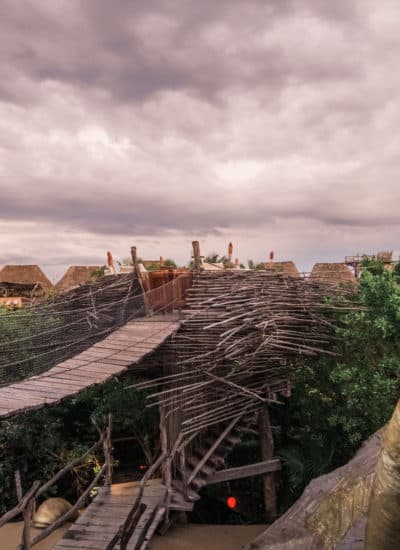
0 272 188 389
0 273 189 418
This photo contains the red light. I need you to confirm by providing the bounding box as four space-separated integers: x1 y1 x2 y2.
226 496 237 509
139 465 147 470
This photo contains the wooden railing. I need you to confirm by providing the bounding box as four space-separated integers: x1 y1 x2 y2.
0 415 113 550
105 450 167 550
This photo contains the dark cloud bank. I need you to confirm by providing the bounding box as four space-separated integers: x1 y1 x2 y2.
0 0 399 271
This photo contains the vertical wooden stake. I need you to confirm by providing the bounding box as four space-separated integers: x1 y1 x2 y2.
258 406 277 523
15 469 33 550
192 241 202 271
131 245 151 314
104 413 113 486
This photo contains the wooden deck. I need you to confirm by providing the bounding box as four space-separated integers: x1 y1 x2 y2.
0 319 179 419
55 479 191 550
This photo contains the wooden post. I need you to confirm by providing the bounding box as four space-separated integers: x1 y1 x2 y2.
258 406 277 523
131 245 150 314
159 404 172 526
192 241 202 271
104 413 113 486
15 470 33 550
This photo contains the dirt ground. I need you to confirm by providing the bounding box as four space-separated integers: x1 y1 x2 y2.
0 522 71 550
0 522 265 550
149 524 266 550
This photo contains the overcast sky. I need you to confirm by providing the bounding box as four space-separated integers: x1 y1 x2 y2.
1 0 399 281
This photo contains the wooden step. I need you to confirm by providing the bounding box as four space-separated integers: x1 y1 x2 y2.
171 479 200 502
192 448 225 467
170 490 194 512
184 459 215 478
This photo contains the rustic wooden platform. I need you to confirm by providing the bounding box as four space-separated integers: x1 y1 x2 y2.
55 479 168 550
0 319 179 419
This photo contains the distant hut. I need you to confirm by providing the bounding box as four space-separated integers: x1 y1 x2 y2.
310 263 356 284
55 266 100 292
0 265 53 291
260 261 301 278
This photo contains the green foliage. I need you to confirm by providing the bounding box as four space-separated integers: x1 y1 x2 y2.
0 307 59 384
163 258 177 269
248 259 264 270
276 258 400 506
89 266 107 281
0 373 158 514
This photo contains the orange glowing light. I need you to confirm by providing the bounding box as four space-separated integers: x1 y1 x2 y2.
226 496 237 509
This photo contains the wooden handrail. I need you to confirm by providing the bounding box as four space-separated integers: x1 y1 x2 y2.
118 451 167 550
0 481 40 528
1 416 112 550
29 463 108 548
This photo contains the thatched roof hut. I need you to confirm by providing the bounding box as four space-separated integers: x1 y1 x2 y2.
0 281 47 301
55 266 100 292
260 261 301 277
310 262 356 284
0 265 53 291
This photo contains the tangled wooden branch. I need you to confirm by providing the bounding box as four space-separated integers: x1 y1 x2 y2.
136 270 355 435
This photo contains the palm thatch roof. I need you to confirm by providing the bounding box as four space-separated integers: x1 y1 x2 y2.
260 261 301 277
55 266 100 291
0 265 53 290
310 263 356 284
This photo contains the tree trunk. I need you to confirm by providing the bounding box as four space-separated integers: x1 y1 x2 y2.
365 399 400 549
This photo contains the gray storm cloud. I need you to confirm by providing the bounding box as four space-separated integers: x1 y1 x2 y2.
0 0 399 273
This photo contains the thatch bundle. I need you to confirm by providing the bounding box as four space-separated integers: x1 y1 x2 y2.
55 266 101 292
0 265 53 291
310 263 355 284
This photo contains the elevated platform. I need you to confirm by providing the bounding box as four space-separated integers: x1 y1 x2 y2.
0 319 179 419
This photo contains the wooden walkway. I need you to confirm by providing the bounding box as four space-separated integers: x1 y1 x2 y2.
0 319 179 419
55 479 191 550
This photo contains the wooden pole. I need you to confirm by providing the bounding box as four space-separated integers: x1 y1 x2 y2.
258 406 277 523
131 245 150 314
192 241 201 271
104 413 113 486
15 470 33 550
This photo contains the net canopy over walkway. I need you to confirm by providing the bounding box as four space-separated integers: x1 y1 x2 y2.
0 272 187 389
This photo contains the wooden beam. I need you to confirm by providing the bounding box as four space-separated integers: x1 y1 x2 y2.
207 459 281 485
187 415 242 485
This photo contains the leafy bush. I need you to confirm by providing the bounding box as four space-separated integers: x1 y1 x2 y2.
275 259 400 506
0 307 60 384
0 373 158 514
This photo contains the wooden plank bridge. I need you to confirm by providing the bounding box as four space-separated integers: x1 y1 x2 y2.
55 479 192 550
0 318 179 419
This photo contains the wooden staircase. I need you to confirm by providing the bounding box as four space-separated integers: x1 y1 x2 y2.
172 414 257 501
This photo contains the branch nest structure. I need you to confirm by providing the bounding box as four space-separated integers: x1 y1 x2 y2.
140 270 355 435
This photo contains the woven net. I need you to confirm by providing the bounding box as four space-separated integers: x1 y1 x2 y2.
0 272 186 388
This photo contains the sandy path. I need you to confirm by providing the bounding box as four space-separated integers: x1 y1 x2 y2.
0 522 265 550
